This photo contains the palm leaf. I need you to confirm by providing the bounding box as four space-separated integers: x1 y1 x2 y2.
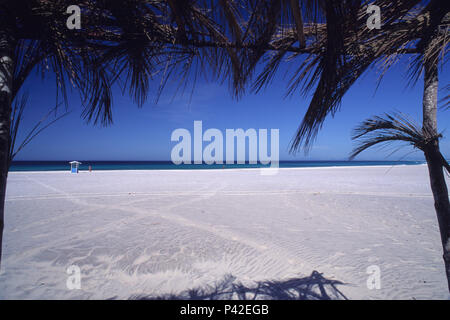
350 112 442 160
440 84 450 109
9 93 70 166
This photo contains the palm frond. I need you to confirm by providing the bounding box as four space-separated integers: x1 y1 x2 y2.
440 84 450 109
289 0 367 152
9 92 70 166
283 0 447 152
350 112 441 160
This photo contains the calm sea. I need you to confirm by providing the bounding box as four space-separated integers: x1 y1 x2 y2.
9 160 426 172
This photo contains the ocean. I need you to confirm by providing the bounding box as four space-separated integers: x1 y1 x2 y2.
9 160 426 172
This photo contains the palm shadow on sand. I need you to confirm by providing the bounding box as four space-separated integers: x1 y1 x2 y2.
132 271 348 300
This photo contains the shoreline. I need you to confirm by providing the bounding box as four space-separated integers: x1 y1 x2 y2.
8 162 427 174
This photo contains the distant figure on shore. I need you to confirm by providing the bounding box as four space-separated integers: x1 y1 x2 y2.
89 165 92 172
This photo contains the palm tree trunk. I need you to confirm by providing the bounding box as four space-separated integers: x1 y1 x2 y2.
422 59 450 292
0 21 15 269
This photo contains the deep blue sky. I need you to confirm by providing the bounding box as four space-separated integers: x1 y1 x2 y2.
14 57 450 161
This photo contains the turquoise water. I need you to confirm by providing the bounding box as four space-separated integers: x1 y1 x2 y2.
9 160 426 172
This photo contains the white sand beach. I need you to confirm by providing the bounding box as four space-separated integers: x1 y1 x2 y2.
0 165 449 300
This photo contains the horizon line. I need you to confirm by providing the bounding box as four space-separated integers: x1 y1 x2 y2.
11 159 426 162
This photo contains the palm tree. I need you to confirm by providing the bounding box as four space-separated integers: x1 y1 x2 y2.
290 1 450 290
350 111 450 289
343 3 450 290
231 0 450 290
